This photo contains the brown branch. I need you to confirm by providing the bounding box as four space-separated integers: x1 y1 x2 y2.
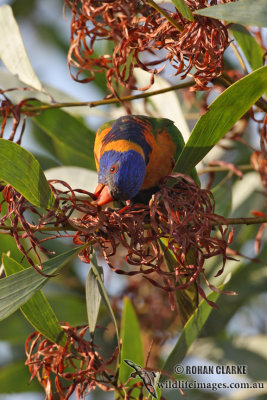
199 164 252 175
1 215 266 237
226 217 267 226
20 81 194 114
0 224 77 233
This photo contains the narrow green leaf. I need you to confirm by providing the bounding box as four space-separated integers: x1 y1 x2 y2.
0 361 41 393
194 0 267 28
174 66 267 174
0 5 42 90
212 177 232 217
231 24 264 71
0 245 87 321
86 253 103 335
160 239 199 326
90 255 120 344
3 255 66 346
33 109 96 170
162 287 225 378
171 0 194 21
204 246 267 336
0 139 55 209
119 297 143 389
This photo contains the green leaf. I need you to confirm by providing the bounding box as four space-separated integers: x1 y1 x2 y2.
212 177 232 217
0 361 41 393
160 239 199 326
119 297 143 389
47 292 88 327
174 66 267 174
3 254 67 346
0 310 33 344
44 166 98 193
230 24 265 71
86 252 103 335
204 246 267 337
162 287 225 378
0 230 36 269
90 255 120 344
0 139 55 209
33 109 96 170
171 0 194 21
194 0 267 28
0 245 87 321
0 5 42 90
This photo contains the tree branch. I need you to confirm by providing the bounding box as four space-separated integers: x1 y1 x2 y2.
199 164 252 175
0 215 266 236
21 81 194 114
226 217 267 226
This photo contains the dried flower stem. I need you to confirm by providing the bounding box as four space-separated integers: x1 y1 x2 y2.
145 0 184 32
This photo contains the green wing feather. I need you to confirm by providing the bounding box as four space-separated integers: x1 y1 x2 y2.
146 116 199 185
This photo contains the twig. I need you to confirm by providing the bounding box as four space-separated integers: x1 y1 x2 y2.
226 217 267 225
199 164 252 175
1 214 267 236
0 224 77 233
230 42 247 74
20 81 194 114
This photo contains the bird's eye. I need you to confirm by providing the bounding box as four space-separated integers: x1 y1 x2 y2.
110 165 117 173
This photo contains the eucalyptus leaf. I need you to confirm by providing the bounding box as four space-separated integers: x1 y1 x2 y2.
0 361 41 393
231 24 265 71
0 245 87 321
0 139 55 209
212 177 232 217
194 0 267 28
160 238 199 326
90 255 120 344
3 254 66 346
118 297 143 396
0 5 42 90
45 166 98 194
174 66 267 174
162 286 225 378
33 109 96 170
171 0 194 21
204 246 267 337
86 253 103 335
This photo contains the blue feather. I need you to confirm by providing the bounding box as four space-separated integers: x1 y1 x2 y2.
102 116 152 164
98 149 146 200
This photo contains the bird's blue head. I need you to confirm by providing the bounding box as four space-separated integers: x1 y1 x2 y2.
94 150 146 205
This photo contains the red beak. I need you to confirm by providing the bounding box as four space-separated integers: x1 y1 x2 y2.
93 183 114 206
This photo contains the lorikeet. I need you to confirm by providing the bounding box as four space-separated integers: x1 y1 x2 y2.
93 115 185 205
94 115 199 322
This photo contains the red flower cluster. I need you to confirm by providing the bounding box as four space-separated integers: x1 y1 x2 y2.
25 324 119 400
0 89 25 142
65 0 230 93
0 88 39 142
0 175 233 302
